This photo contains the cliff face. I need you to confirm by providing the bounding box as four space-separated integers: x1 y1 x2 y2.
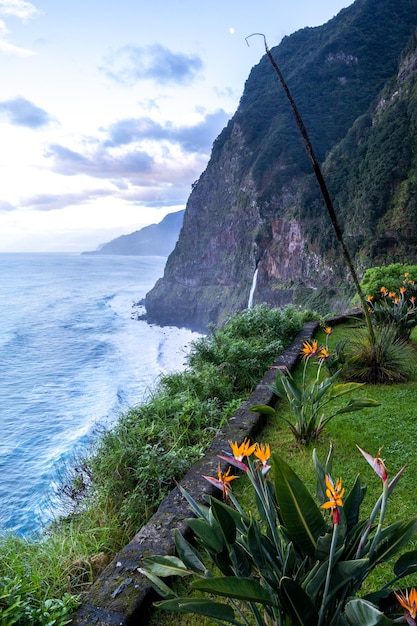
146 0 417 331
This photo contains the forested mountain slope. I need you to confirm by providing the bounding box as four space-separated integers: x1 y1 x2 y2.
146 0 417 331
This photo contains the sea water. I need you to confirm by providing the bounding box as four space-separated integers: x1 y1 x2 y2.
0 253 200 535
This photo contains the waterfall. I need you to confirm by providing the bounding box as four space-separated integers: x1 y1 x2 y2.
247 268 258 309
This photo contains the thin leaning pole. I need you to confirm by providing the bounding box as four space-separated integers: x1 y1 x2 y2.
246 33 375 343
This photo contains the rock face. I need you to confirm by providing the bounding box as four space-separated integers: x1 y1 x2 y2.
146 0 417 331
83 210 184 256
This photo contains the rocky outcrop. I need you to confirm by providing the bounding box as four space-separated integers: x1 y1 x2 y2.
146 0 417 331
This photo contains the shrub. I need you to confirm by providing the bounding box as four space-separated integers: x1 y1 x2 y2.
188 304 316 393
360 264 417 298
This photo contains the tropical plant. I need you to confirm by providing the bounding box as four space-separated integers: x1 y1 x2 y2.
251 332 380 443
365 276 417 341
141 441 417 626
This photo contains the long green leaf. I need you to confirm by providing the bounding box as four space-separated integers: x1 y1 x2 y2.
176 482 211 521
272 453 326 556
174 529 207 574
342 475 365 530
371 519 417 566
250 403 276 416
192 576 275 605
394 549 417 578
155 597 243 625
313 447 333 504
280 577 318 625
344 598 395 625
188 518 224 553
328 382 364 398
333 398 381 415
327 559 369 601
210 497 237 545
142 555 192 578
138 566 177 599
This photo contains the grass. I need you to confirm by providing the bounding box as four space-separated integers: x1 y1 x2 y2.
151 323 417 625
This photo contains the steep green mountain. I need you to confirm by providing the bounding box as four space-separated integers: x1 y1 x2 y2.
146 0 417 331
83 210 184 256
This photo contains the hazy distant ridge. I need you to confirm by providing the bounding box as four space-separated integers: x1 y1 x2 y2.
83 210 184 256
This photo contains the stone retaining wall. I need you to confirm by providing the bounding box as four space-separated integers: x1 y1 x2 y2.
70 320 323 625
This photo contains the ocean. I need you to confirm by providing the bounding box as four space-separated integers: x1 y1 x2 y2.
0 253 200 535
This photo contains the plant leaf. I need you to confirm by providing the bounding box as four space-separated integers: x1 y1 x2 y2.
141 555 191 578
188 518 224 553
328 382 364 398
342 474 365 530
334 398 381 415
155 598 243 625
280 577 318 625
210 497 237 545
174 529 207 574
394 549 417 578
176 482 211 521
250 403 276 416
272 453 326 556
344 598 395 625
371 519 417 566
138 566 177 599
192 576 275 605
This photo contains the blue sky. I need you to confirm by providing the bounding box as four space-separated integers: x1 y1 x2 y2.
0 0 354 252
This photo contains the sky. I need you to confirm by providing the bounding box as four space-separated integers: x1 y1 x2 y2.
0 0 355 252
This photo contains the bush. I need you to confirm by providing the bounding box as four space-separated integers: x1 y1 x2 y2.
360 263 417 297
188 304 315 393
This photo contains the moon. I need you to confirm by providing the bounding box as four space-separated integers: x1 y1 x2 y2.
229 27 235 35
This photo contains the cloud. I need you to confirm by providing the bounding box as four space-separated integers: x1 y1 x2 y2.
0 38 35 55
103 43 203 86
21 189 110 211
43 109 230 208
46 144 155 179
0 200 14 211
104 109 230 153
0 96 51 127
0 1 39 56
0 0 39 20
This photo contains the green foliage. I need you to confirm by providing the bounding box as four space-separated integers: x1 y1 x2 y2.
0 539 79 626
252 335 380 443
343 325 416 384
367 293 417 341
188 304 312 394
141 444 417 626
360 264 417 299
